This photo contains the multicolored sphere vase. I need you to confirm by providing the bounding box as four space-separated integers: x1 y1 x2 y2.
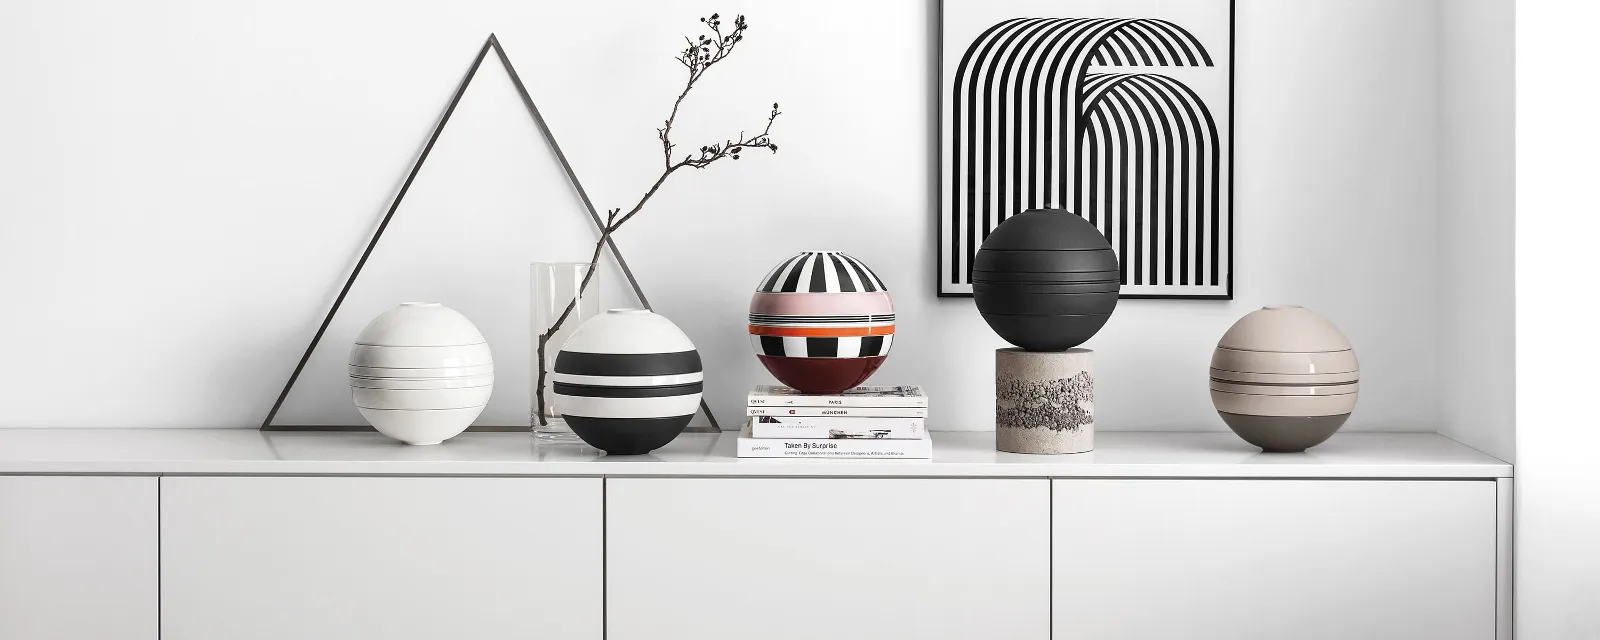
554 309 703 455
749 251 894 394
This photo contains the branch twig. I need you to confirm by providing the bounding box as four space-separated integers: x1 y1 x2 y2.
535 13 781 427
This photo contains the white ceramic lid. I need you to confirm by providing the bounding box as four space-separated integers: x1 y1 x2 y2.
560 309 695 354
355 302 487 347
1218 306 1352 353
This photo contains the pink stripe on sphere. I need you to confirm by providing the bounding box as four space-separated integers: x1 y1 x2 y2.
749 292 894 316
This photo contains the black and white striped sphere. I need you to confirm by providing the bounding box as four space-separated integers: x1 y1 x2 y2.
554 309 702 455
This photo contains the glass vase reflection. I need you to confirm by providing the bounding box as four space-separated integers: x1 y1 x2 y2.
531 262 598 442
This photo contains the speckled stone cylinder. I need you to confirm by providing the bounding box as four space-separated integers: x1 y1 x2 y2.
995 348 1094 454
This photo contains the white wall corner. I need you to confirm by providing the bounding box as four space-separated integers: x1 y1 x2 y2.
1435 0 1516 463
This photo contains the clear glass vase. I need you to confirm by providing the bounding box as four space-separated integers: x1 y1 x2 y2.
532 262 598 443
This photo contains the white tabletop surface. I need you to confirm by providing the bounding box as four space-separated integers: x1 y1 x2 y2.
0 429 1510 478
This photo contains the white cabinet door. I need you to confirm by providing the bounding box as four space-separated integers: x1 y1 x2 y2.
160 476 602 640
607 478 1050 640
1053 479 1496 640
0 476 158 640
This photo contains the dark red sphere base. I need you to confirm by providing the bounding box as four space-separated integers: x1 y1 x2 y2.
757 355 886 394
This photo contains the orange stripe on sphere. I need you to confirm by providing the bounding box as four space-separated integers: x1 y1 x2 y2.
748 324 895 337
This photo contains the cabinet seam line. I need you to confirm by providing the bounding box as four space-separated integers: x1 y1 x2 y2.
157 475 162 640
598 476 601 636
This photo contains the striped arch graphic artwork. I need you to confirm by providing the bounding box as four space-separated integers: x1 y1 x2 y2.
939 1 1233 298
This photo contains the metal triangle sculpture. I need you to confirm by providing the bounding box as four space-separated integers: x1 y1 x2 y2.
262 34 723 432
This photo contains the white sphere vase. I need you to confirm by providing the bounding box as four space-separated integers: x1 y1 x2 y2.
348 303 494 445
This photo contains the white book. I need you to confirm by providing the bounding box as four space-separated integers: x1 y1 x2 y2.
747 385 929 408
750 415 925 440
737 423 932 459
746 405 928 418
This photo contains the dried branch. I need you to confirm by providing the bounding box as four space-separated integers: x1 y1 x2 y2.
535 13 781 427
658 13 750 168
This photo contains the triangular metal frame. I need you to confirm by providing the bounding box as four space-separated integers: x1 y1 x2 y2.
262 34 721 432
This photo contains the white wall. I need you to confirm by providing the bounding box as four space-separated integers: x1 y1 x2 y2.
1437 0 1515 463
1516 0 1600 635
0 0 1442 431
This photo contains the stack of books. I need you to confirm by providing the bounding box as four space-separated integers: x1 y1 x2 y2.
737 385 931 459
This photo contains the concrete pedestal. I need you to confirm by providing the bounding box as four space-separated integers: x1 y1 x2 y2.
995 348 1094 454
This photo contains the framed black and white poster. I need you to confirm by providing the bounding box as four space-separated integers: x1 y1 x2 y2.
939 0 1234 299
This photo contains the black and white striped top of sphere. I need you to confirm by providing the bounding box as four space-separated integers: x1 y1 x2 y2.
553 309 702 455
757 250 888 293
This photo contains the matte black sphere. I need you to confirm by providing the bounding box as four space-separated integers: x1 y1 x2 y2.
973 209 1121 352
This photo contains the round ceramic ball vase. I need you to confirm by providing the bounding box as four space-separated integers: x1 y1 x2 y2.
749 251 893 394
1210 306 1359 452
555 309 703 455
348 303 493 445
973 209 1120 352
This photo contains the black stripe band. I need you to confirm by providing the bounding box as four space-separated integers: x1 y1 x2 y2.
758 335 785 356
806 337 838 357
807 252 828 292
553 381 704 397
780 253 810 292
841 254 882 292
553 350 702 376
827 253 857 293
761 254 802 292
859 335 885 357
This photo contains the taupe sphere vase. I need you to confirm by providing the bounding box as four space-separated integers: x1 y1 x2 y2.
1210 306 1359 452
973 209 1120 352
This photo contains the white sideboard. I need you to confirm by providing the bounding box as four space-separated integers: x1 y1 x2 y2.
1054 479 1496 639
0 476 158 640
0 429 1511 640
159 476 602 640
609 477 1051 640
